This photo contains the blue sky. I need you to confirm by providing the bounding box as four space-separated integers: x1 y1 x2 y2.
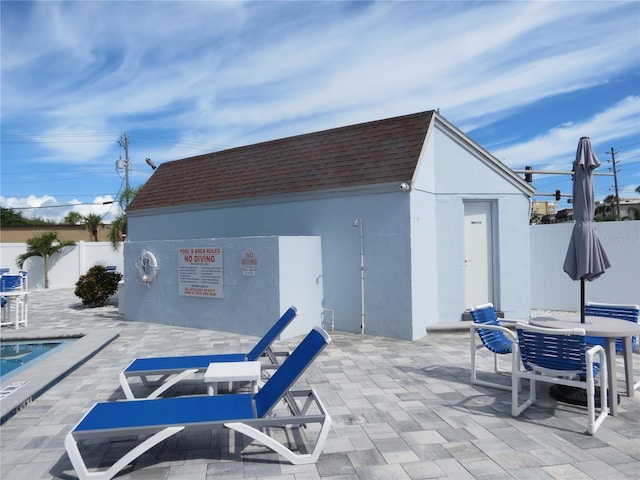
1 0 639 223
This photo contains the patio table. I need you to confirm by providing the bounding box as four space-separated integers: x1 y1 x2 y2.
530 315 639 416
204 360 261 395
0 290 29 329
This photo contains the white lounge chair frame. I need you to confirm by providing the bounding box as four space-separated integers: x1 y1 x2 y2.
119 306 297 399
65 327 332 480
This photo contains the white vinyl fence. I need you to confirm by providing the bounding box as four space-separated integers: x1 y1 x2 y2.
0 241 124 290
1 221 638 312
530 221 639 311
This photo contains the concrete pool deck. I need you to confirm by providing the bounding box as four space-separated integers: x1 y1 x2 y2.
0 288 639 479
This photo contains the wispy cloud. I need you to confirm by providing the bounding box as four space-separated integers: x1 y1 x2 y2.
492 96 640 166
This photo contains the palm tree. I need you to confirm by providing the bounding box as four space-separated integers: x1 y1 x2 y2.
64 211 83 225
594 194 617 222
109 184 143 249
83 213 103 242
16 232 75 288
108 213 127 247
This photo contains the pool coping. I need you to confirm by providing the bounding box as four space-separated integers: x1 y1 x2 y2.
0 327 120 424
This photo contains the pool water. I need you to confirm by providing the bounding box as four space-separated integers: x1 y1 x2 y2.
0 340 67 378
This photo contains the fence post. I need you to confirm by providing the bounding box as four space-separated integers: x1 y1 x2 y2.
78 241 85 277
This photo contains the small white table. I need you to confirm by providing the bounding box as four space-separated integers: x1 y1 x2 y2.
530 315 640 416
204 361 261 395
0 290 29 329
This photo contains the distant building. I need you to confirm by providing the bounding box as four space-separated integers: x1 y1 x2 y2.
618 198 640 220
124 111 534 340
532 201 556 215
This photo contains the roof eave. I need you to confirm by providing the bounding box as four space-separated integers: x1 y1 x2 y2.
127 181 413 218
434 113 535 196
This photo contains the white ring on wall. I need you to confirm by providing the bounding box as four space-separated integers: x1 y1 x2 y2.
136 249 158 284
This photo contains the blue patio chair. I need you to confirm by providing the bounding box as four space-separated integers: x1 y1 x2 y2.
65 327 332 480
119 306 298 399
584 302 640 392
1 274 26 327
1 274 24 292
512 323 608 435
469 303 518 391
584 302 639 352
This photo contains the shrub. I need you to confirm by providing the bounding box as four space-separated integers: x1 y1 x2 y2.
75 265 123 307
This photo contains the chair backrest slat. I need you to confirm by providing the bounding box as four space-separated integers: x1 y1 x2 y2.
470 304 512 355
585 303 639 322
254 326 330 418
247 306 298 361
517 327 587 373
585 302 639 351
1 275 23 292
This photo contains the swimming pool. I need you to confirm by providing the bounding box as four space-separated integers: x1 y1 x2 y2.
0 329 120 424
0 339 73 380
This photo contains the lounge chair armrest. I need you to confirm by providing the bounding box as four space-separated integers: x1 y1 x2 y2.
586 343 606 364
499 317 527 326
470 322 517 341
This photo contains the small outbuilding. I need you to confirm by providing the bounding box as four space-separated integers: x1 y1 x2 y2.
125 110 534 340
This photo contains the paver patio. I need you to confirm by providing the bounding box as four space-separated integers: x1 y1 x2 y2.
1 288 638 479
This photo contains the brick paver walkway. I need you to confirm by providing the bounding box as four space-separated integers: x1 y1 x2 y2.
1 288 638 479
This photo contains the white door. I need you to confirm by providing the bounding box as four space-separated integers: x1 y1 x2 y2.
464 201 494 308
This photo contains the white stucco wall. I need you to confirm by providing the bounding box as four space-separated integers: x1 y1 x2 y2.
416 127 531 323
409 190 440 336
128 191 415 338
122 236 322 340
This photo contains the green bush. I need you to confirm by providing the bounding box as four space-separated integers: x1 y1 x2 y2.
75 265 123 307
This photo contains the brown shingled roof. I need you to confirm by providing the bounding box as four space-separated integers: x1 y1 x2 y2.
127 110 434 212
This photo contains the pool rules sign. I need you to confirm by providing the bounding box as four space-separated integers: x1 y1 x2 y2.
178 247 224 298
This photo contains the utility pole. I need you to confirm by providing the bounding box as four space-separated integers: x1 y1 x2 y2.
117 133 131 193
609 147 621 221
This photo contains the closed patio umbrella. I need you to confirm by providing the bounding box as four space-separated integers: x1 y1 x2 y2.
563 137 611 323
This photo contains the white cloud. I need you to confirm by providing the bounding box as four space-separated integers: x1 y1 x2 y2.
1 195 120 224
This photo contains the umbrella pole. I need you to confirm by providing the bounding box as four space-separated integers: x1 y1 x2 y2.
580 278 585 324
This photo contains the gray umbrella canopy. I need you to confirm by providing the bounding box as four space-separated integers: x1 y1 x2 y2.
563 137 611 322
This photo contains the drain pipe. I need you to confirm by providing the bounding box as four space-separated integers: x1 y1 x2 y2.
353 218 365 335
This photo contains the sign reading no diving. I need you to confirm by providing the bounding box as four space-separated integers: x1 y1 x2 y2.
178 247 224 298
241 250 259 267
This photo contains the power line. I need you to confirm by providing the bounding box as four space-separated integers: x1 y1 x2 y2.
7 201 115 210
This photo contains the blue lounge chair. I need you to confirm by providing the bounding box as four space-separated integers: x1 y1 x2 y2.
66 326 332 480
119 306 297 399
